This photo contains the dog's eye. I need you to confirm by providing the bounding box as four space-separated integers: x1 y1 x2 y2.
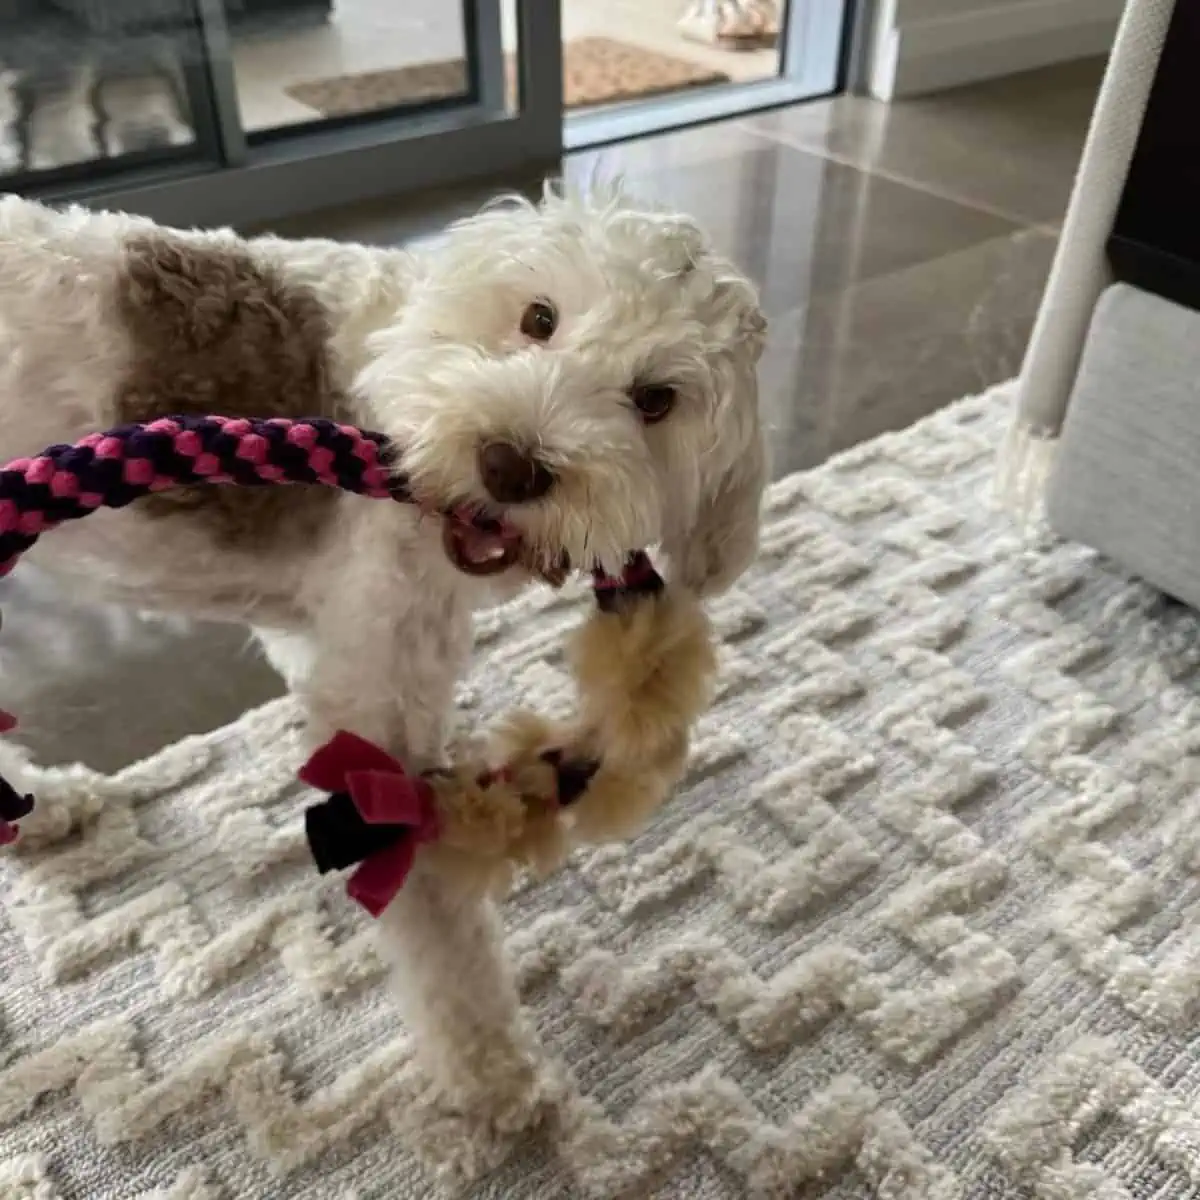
520 300 557 341
630 384 676 423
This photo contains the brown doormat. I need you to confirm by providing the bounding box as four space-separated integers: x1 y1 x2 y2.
286 37 731 119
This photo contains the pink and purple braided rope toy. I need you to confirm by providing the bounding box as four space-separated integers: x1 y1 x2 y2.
0 415 404 576
0 414 661 847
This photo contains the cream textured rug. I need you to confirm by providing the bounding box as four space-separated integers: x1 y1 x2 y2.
5 385 1200 1198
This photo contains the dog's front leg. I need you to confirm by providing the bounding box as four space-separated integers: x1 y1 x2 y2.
303 515 550 1131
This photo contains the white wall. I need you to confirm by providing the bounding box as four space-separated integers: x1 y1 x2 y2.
864 0 1124 100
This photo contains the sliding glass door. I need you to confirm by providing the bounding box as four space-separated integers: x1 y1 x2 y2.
2 0 848 228
3 0 560 226
558 0 850 148
0 1 222 187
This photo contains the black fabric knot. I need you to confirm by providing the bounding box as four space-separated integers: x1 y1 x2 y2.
304 791 407 875
0 774 34 822
540 750 602 806
592 551 664 612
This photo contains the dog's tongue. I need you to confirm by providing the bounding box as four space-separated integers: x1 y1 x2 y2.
457 524 510 565
450 508 523 567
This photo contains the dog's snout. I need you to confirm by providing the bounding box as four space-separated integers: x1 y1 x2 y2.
478 442 555 504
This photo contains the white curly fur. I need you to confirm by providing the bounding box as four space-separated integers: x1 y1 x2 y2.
0 186 766 1123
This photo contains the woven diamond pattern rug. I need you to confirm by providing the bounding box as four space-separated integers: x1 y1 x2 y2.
5 385 1200 1198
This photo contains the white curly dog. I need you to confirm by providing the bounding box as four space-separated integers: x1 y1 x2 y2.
0 187 767 1129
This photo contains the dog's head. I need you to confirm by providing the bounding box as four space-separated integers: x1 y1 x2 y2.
358 187 767 596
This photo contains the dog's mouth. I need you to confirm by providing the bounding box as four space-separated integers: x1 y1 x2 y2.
441 508 571 586
442 510 521 577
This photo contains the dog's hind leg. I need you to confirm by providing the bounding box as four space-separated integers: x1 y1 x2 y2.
254 628 315 693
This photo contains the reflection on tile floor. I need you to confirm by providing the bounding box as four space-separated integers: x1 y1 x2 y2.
567 131 1023 316
2 61 1103 769
1 569 282 774
758 228 1058 468
742 58 1106 228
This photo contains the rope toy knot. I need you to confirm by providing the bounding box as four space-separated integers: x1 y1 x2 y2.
591 550 663 611
301 731 441 917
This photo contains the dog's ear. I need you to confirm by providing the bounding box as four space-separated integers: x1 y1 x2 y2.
664 300 768 598
668 437 766 597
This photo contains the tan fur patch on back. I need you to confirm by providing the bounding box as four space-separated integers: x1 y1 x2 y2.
114 233 352 552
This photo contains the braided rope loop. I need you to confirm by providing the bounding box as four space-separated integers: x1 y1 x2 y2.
0 416 409 576
0 413 667 853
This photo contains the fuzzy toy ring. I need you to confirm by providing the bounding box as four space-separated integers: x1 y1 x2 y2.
0 416 717 911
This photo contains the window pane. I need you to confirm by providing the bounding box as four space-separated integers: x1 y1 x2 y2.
558 0 785 115
0 0 205 183
230 0 474 138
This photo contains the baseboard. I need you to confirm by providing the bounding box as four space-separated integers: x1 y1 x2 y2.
869 0 1122 100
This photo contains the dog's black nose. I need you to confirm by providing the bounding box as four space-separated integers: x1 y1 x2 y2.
478 442 555 504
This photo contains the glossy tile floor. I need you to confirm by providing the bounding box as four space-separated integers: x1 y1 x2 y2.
1 59 1104 772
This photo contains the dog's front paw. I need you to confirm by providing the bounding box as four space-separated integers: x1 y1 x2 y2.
399 1043 568 1192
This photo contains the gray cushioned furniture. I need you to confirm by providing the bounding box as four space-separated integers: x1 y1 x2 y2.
1048 284 1200 607
1042 1 1200 609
